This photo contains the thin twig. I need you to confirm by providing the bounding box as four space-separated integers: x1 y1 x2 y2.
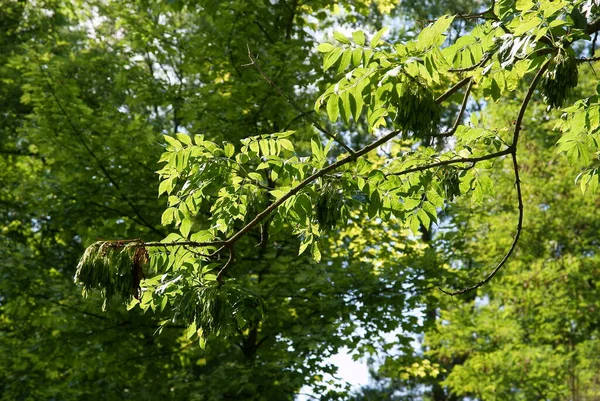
243 45 356 155
577 56 600 63
448 53 491 73
216 246 235 283
435 78 474 137
386 147 511 177
436 76 471 104
138 240 226 248
418 2 497 25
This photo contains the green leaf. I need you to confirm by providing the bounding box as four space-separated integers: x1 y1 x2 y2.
180 218 192 238
317 43 334 53
311 139 324 160
224 142 235 158
338 49 352 73
161 207 176 225
311 242 321 262
370 27 388 48
368 107 387 128
259 139 270 156
327 94 340 122
416 16 453 49
334 31 351 44
353 30 366 46
248 172 263 181
158 178 175 196
164 135 182 149
570 7 588 30
351 48 363 66
323 47 343 70
183 322 198 340
299 234 313 255
515 0 535 11
513 15 542 35
339 92 351 123
279 138 294 152
350 91 364 121
176 133 192 145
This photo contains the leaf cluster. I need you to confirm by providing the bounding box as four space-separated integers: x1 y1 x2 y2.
315 181 345 231
174 281 266 346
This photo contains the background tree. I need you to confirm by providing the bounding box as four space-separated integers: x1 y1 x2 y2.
1 0 439 399
354 40 600 401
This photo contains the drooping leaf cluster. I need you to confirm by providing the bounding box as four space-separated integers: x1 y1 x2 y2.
74 241 147 308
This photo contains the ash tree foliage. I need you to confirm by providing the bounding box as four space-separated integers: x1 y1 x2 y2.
359 57 600 401
4 0 600 400
78 0 600 343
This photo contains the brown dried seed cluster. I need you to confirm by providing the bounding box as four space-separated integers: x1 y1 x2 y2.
74 241 147 308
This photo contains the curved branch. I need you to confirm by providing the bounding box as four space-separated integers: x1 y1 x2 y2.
216 246 235 283
440 60 549 295
386 147 511 177
510 60 549 147
440 151 523 295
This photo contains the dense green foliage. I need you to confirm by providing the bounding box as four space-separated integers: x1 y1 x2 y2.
3 0 600 400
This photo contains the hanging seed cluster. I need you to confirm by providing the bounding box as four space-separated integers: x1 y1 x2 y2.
74 241 147 309
542 49 578 109
441 168 462 201
174 283 266 338
243 191 265 225
315 182 344 231
395 80 441 136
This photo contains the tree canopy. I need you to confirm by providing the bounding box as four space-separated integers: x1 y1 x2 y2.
3 0 600 400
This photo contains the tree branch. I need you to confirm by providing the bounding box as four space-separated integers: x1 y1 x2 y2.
435 77 471 104
440 60 549 295
216 245 235 283
0 149 39 158
586 17 600 36
435 78 473 137
96 64 533 292
448 53 491 73
441 150 524 295
577 56 600 63
386 147 512 177
418 1 498 25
